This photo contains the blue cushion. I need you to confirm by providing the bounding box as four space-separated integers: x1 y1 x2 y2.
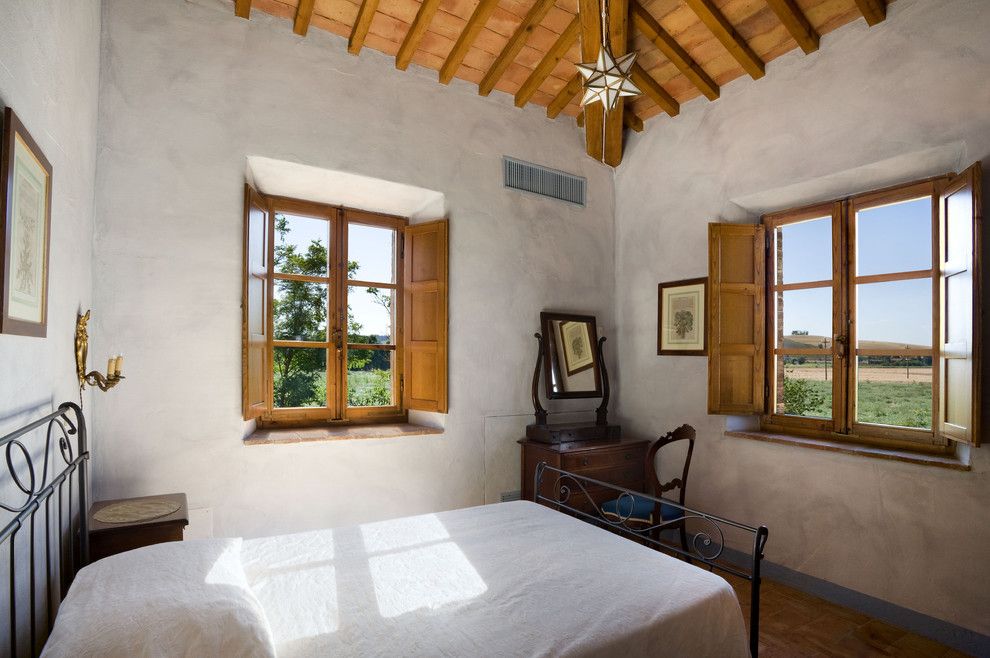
601 495 684 522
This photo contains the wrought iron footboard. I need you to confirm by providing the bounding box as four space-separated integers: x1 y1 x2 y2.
535 462 769 657
1 402 90 658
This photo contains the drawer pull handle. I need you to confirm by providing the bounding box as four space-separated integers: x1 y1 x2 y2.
624 453 633 460
581 457 589 467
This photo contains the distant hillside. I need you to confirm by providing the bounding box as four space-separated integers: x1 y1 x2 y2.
781 334 928 351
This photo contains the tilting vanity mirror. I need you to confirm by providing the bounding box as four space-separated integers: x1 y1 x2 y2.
527 311 620 443
541 312 602 398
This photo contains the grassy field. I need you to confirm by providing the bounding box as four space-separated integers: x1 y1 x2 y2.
348 369 392 407
780 375 931 428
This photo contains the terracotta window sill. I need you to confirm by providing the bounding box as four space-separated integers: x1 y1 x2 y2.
725 430 971 471
245 423 443 446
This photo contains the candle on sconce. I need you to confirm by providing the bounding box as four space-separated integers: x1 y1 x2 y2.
114 354 124 376
107 356 117 377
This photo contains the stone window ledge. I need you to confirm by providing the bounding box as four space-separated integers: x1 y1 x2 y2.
245 423 443 446
725 430 970 471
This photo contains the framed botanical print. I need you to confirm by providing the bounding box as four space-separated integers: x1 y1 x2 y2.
658 277 707 356
1 107 52 337
559 320 594 376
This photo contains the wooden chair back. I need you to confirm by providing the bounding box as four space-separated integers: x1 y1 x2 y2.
646 424 696 506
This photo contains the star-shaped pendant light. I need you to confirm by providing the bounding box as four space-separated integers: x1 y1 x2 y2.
576 47 640 113
577 0 641 113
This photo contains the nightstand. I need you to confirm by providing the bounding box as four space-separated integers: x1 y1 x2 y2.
88 493 189 562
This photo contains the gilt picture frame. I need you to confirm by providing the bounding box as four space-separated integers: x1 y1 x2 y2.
1 107 52 337
559 320 595 376
658 277 707 356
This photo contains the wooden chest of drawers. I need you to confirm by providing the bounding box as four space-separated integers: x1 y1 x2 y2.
519 437 650 511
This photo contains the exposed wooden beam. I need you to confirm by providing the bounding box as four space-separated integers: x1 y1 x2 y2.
348 0 381 55
853 0 886 26
234 0 252 19
602 0 628 167
439 0 500 84
578 0 603 161
293 0 315 35
396 0 444 70
580 110 643 132
764 0 819 54
631 3 719 101
546 73 582 119
682 0 764 79
630 64 679 116
624 111 643 132
514 16 580 108
478 0 557 97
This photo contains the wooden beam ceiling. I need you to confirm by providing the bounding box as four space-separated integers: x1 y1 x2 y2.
854 0 887 26
515 16 580 108
293 0 315 36
578 0 604 162
396 0 443 70
438 0 500 85
682 0 765 79
478 0 557 97
348 0 381 55
240 0 892 163
631 2 718 101
234 0 251 19
765 0 819 54
547 74 582 120
579 110 644 132
630 64 679 117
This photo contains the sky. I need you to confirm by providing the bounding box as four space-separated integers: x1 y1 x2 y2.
779 196 933 347
276 214 395 338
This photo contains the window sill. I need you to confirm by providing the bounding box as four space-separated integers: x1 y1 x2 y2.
725 430 971 471
245 423 443 446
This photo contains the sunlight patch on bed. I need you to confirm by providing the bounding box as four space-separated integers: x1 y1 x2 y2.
359 514 449 553
368 542 487 618
252 563 340 642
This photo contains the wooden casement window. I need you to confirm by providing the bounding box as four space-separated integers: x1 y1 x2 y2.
242 185 448 425
709 163 982 451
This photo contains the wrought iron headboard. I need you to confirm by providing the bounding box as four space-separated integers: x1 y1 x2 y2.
535 462 769 657
1 402 89 657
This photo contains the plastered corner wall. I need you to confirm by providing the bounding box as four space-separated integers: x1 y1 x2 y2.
613 0 990 635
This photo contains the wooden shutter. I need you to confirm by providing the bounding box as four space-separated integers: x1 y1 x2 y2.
242 184 270 420
938 162 982 445
708 223 766 414
403 220 449 412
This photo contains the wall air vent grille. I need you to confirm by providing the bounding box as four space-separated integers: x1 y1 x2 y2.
503 156 586 207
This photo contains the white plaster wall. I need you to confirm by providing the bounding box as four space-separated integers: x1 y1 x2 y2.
0 0 100 435
613 0 990 635
92 0 614 539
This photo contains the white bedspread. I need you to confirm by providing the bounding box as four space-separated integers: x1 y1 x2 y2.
241 501 749 658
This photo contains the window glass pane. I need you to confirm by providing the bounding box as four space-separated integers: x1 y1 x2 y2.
347 286 393 345
856 356 932 429
856 279 932 348
348 351 394 408
273 347 327 408
776 216 831 284
856 197 932 276
275 213 329 277
348 223 396 283
776 287 832 347
274 280 328 341
775 355 833 418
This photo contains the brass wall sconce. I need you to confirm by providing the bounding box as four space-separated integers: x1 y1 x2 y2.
75 310 125 392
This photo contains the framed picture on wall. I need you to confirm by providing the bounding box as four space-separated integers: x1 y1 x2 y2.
658 277 707 356
1 107 52 337
559 320 594 375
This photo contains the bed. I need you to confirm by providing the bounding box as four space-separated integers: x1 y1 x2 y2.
2 404 768 657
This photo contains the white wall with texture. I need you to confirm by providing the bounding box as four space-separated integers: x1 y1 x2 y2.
613 0 990 635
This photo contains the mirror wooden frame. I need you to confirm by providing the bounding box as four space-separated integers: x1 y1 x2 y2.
540 311 603 399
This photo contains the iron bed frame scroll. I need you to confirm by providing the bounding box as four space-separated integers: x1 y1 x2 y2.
534 462 769 658
1 402 89 658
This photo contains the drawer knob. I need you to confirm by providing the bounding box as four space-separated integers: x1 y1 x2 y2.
624 452 633 461
581 457 589 467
